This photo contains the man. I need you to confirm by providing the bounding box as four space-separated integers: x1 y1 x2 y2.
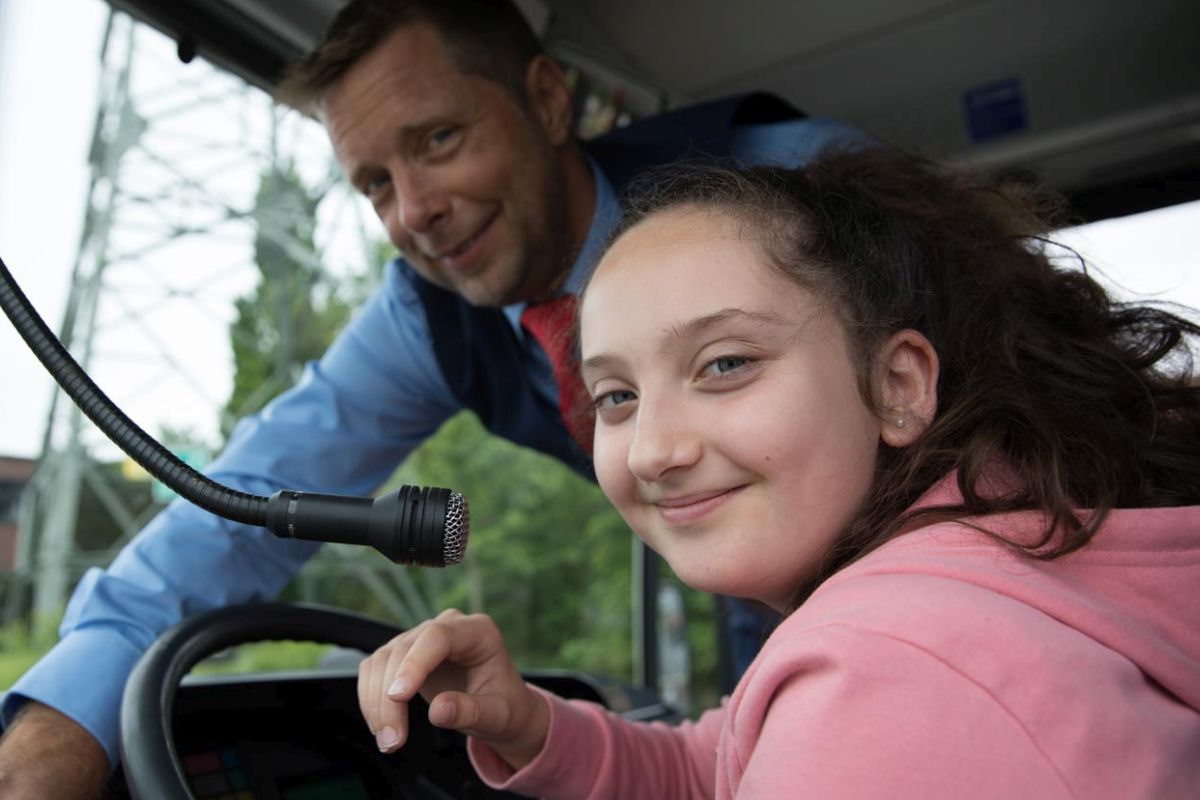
0 0 861 795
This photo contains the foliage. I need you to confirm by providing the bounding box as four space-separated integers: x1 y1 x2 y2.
3 148 721 712
0 648 45 693
0 623 332 689
288 412 639 683
191 640 333 676
0 613 59 690
400 413 634 677
222 164 353 432
680 580 720 713
217 164 717 711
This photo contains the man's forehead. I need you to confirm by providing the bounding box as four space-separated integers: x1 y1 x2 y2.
318 22 465 112
318 29 480 146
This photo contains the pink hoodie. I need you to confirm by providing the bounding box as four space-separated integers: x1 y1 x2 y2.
470 481 1200 798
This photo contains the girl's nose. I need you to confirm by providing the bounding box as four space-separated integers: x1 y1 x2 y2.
626 400 702 482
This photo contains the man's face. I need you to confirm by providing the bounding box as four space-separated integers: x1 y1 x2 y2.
321 24 571 307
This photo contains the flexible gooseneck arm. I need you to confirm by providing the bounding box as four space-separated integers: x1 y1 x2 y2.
0 255 467 567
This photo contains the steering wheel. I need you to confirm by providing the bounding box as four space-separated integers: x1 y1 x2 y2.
119 603 401 800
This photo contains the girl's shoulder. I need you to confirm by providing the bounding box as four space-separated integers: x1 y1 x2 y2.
724 511 1200 799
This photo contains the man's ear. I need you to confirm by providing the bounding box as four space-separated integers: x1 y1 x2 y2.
874 329 939 447
523 55 574 146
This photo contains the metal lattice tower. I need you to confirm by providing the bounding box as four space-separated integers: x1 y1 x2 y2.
7 8 386 630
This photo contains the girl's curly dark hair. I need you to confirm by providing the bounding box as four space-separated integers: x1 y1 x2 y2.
602 147 1200 604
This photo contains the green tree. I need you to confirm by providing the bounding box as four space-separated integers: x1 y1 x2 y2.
386 413 719 707
392 412 634 677
219 165 714 706
222 164 353 433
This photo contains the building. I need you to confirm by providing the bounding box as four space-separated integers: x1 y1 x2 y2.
0 456 36 571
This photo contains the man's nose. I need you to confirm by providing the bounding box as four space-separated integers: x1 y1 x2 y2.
627 399 701 482
393 172 449 234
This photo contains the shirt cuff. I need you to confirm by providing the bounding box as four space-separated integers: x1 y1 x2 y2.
1 626 144 768
468 685 610 797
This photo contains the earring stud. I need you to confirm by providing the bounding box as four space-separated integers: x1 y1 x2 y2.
896 418 906 428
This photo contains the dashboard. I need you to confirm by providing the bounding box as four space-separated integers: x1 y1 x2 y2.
109 668 677 799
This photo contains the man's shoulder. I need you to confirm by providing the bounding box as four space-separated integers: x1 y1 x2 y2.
583 93 804 190
595 93 803 144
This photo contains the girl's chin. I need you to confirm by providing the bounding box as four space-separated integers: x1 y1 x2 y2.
665 566 771 607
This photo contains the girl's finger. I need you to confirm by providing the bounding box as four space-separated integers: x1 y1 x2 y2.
356 647 385 736
390 620 456 701
394 613 503 695
357 632 415 751
427 690 517 739
372 631 419 752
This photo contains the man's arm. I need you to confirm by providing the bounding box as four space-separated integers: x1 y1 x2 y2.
0 261 460 791
0 702 110 799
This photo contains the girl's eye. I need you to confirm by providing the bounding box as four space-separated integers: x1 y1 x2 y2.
701 355 749 378
595 389 636 410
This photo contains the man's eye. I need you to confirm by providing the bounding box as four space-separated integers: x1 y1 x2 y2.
701 356 749 377
362 175 389 198
426 127 461 153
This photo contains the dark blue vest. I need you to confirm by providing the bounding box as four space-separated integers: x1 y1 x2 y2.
410 93 803 479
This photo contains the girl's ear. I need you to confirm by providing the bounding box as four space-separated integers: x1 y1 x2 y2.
523 55 573 146
874 329 939 447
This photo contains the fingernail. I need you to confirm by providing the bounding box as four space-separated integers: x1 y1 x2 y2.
429 701 453 727
387 677 407 697
376 727 399 751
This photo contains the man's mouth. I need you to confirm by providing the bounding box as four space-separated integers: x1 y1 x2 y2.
432 214 497 271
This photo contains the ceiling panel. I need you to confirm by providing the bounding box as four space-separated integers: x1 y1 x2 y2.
546 0 969 97
101 0 1200 216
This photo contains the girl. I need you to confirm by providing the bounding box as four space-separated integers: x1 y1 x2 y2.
357 148 1200 798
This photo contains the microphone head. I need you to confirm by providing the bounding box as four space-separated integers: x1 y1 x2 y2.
442 490 469 566
366 485 470 567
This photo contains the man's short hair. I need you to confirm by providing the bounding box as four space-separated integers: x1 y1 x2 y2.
277 0 543 115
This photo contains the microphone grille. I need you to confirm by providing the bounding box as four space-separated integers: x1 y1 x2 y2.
442 491 469 566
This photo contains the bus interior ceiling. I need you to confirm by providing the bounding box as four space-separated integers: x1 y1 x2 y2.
105 0 1200 221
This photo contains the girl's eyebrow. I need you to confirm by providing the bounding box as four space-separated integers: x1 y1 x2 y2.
581 308 790 376
661 308 790 349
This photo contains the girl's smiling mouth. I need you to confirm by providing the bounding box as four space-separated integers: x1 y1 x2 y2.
653 486 746 525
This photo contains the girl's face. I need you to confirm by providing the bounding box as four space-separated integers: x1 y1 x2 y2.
580 208 885 611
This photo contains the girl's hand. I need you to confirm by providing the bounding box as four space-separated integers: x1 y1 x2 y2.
357 608 550 770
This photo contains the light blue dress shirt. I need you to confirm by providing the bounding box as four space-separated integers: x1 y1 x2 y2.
2 116 866 763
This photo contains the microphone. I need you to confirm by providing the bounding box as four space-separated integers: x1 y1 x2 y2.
0 255 468 567
266 486 468 567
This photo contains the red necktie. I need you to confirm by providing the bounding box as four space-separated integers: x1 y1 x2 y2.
520 295 593 452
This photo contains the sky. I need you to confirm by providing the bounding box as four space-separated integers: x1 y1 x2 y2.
0 0 108 459
0 0 1198 463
